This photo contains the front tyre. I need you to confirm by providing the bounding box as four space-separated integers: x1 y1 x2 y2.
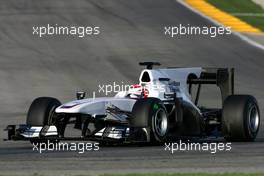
26 97 61 144
152 107 168 141
222 95 260 142
130 98 168 143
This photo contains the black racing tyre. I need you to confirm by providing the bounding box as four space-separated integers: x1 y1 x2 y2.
130 98 168 143
27 97 61 144
27 97 61 126
222 95 260 142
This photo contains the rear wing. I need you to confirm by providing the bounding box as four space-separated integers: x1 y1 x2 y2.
187 68 234 105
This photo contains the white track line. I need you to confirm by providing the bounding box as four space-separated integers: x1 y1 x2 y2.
231 13 264 17
177 0 264 51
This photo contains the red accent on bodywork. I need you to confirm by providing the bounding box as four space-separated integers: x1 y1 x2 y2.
143 88 149 98
130 84 149 98
130 84 141 89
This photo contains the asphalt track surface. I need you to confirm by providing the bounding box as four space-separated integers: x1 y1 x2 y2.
0 0 264 175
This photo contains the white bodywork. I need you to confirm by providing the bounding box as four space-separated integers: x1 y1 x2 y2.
25 67 202 139
56 97 136 115
55 67 202 115
21 126 58 138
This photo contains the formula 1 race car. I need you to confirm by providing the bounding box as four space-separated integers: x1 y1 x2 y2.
5 62 260 144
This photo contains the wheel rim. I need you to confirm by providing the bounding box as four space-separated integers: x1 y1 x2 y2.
154 108 168 137
248 104 259 133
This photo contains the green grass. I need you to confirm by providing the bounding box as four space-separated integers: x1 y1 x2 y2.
206 0 264 31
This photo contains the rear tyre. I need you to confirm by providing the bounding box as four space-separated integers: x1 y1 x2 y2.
27 97 61 144
130 98 168 143
222 95 260 142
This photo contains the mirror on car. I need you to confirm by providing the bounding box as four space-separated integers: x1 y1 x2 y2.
76 91 86 100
